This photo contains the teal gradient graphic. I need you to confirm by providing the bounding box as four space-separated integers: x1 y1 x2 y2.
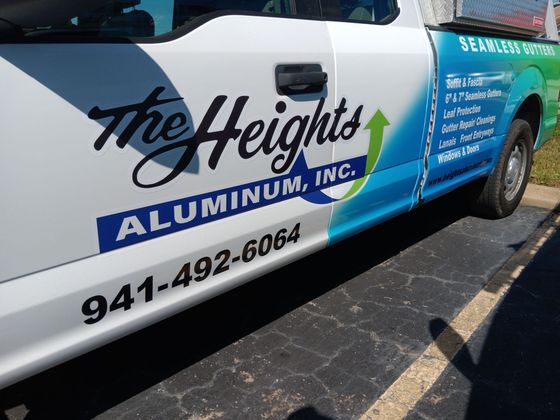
422 31 560 203
326 31 559 245
328 81 432 244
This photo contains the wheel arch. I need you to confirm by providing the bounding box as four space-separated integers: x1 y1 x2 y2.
513 93 542 146
500 67 546 148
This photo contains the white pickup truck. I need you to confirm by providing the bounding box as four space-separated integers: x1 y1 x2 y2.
0 0 559 389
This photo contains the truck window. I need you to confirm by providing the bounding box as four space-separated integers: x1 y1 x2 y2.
1 0 397 40
1 0 297 40
173 0 295 30
320 0 397 22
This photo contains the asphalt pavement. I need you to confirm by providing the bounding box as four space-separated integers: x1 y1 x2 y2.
408 207 560 420
0 189 558 420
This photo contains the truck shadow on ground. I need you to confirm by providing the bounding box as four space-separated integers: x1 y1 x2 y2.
428 221 560 418
0 190 484 419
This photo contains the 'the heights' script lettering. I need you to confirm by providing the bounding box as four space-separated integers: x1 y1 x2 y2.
88 86 363 188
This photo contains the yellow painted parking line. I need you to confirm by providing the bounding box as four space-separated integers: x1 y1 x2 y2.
361 209 560 420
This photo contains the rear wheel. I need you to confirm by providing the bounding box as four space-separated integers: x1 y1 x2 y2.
468 119 534 219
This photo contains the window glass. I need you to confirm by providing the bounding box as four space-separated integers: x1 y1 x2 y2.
2 0 395 40
137 0 174 36
320 0 397 22
173 0 293 29
5 0 294 39
292 0 322 18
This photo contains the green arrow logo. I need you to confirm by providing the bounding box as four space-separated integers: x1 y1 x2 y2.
341 109 390 200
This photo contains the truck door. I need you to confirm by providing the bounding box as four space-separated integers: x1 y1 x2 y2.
324 0 434 242
0 1 344 282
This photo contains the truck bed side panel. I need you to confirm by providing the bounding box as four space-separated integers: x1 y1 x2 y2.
422 30 560 202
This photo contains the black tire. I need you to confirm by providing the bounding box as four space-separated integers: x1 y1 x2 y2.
468 119 533 219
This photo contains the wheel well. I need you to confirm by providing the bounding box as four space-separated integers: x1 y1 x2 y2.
514 94 541 144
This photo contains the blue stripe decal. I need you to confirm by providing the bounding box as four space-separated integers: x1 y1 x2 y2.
97 153 366 252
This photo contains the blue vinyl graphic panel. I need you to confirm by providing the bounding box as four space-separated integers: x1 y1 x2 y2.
422 30 558 203
328 86 433 243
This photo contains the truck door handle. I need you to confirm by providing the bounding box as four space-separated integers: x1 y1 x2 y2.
276 64 328 95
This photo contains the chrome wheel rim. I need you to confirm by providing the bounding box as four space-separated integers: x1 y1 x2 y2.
504 141 527 201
